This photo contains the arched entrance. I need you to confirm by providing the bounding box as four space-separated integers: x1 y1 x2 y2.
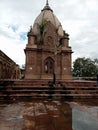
44 57 54 74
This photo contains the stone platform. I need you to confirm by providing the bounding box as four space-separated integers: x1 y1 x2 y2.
0 79 98 101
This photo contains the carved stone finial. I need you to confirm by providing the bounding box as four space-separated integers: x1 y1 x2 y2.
42 0 53 12
46 0 49 6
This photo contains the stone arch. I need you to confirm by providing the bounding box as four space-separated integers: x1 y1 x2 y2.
44 57 54 74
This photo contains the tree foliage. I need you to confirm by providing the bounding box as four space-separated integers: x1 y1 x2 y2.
72 57 98 77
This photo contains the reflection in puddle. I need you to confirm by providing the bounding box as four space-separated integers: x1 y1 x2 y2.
0 100 98 130
69 102 98 130
35 103 47 116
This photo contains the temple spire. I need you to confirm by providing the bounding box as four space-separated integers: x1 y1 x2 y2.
42 0 53 12
46 0 49 6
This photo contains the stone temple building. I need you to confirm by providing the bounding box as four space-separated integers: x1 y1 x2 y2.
24 0 72 80
0 50 21 79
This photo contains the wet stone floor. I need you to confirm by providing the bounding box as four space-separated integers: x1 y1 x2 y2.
0 99 98 130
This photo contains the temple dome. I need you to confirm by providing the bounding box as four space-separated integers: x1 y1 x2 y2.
32 1 64 37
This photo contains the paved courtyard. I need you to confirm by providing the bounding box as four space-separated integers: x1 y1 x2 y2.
0 100 98 130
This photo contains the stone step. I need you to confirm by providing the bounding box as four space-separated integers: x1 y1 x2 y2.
0 93 98 101
0 79 98 100
0 93 97 99
0 93 95 96
0 89 98 93
11 85 98 88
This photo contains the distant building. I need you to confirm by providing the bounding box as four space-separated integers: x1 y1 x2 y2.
24 1 72 79
0 50 21 79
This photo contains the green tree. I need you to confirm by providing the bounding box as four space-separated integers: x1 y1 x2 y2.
72 57 98 77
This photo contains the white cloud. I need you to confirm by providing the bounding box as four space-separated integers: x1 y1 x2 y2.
0 0 98 66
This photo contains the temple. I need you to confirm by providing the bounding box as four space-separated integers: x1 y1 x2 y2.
24 1 73 79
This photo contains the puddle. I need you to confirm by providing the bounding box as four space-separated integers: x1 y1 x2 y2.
0 100 98 130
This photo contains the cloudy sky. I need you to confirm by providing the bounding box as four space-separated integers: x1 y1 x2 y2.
0 0 98 67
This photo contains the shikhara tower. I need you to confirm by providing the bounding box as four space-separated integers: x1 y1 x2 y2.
24 1 72 79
